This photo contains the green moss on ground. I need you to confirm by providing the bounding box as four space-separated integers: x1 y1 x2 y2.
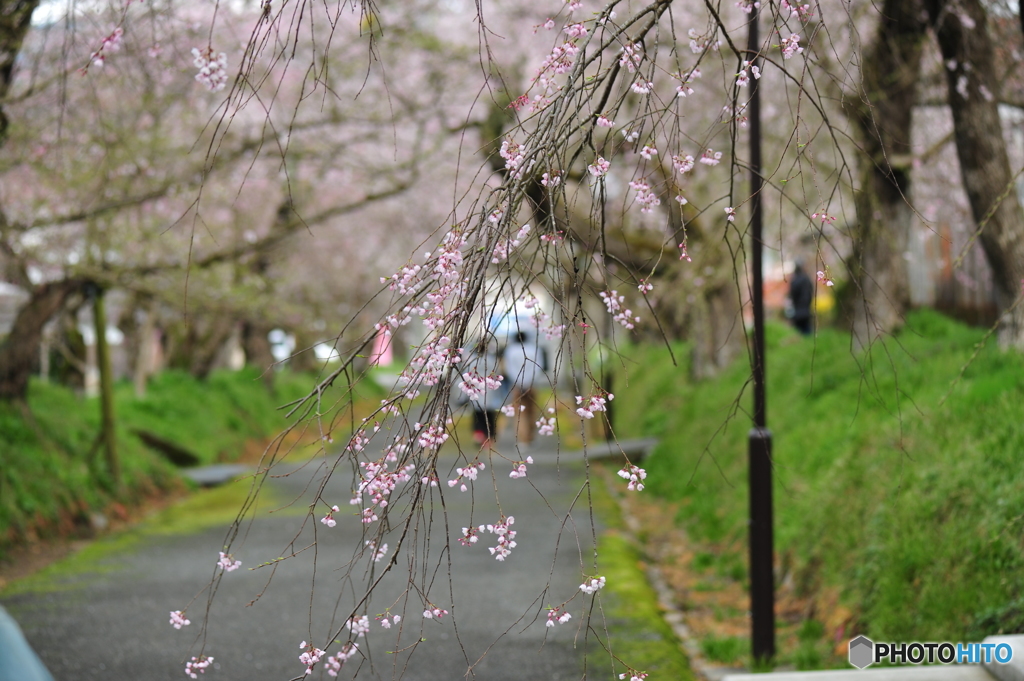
588 469 695 681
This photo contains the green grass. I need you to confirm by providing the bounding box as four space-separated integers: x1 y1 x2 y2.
0 368 328 552
612 309 1024 649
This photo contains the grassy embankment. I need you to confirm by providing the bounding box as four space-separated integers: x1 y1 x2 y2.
610 309 1024 668
0 368 373 552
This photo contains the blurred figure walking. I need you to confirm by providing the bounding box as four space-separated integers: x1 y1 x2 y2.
787 261 814 336
504 329 544 445
460 337 508 449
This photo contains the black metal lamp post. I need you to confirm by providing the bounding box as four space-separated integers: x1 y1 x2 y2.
745 4 776 665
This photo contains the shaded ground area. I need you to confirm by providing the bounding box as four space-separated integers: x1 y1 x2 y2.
1 436 606 681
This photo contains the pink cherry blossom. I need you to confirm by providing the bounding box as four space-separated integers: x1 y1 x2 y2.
378 613 401 629
191 47 229 92
299 641 324 676
320 505 340 528
346 615 371 637
509 456 534 479
423 605 449 619
619 44 643 73
580 575 607 594
588 157 610 177
365 540 389 562
325 643 358 677
546 607 573 626
564 23 588 38
217 551 241 572
169 610 190 629
672 154 695 174
699 149 722 166
782 34 803 59
575 392 613 419
185 655 213 679
481 516 517 561
600 290 640 329
536 410 556 436
619 672 649 681
627 179 660 214
617 464 647 491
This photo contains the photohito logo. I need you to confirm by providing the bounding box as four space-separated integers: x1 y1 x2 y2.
848 636 1014 669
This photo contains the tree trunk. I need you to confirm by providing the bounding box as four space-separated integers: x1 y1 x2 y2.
92 287 120 489
242 320 276 387
0 1 40 142
845 0 926 348
0 279 83 401
927 0 1024 349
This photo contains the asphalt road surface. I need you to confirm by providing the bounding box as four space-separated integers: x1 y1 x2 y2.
3 436 605 681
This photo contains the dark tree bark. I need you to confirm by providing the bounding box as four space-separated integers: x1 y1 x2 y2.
91 287 120 488
0 279 84 400
844 0 928 348
242 320 276 386
926 0 1024 349
0 1 40 142
165 313 237 379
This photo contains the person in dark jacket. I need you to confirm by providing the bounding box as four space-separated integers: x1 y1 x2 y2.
788 261 814 336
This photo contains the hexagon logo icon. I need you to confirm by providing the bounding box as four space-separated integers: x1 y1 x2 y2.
849 635 874 669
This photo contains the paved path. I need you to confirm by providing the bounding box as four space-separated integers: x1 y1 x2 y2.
2 436 605 681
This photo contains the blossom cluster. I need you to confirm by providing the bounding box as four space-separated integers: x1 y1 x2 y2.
620 672 649 681
169 610 190 629
185 655 213 679
346 615 371 638
580 575 607 594
499 139 535 180
379 613 402 629
588 157 611 177
299 641 324 677
782 34 803 60
509 456 535 479
628 178 661 214
617 464 647 491
89 27 123 68
448 461 486 492
459 370 504 401
536 408 557 436
546 607 573 627
325 644 358 677
351 460 415 524
575 393 612 420
192 47 229 92
366 540 389 562
423 605 449 619
321 505 340 528
700 148 723 166
481 516 517 561
600 290 640 330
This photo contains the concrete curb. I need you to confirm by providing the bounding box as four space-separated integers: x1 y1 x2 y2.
983 635 1024 681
